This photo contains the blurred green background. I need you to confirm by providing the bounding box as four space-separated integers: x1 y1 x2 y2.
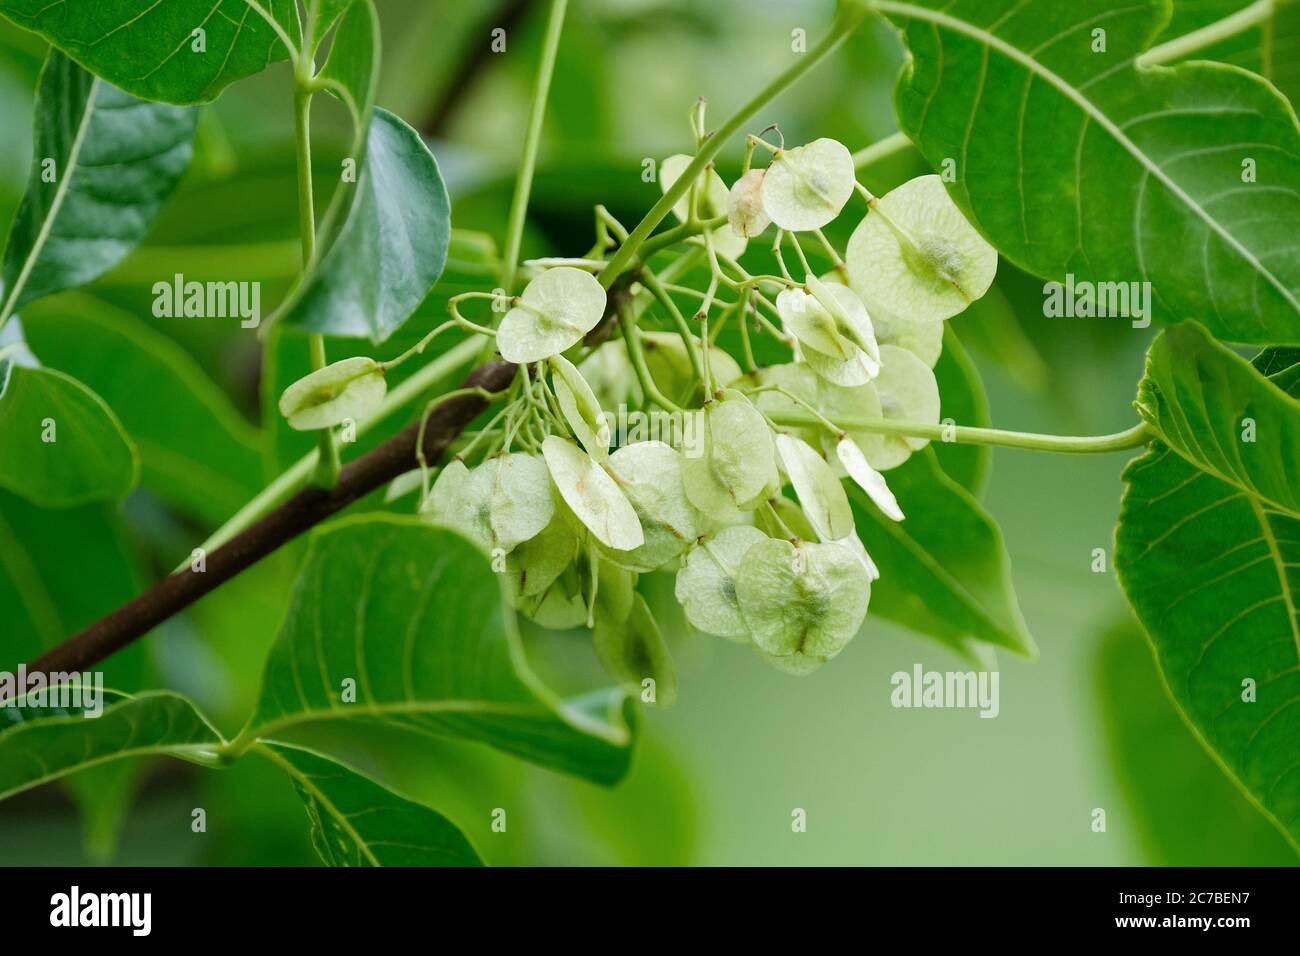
0 0 1293 866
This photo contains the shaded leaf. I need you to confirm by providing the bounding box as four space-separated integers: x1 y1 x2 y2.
1095 616 1297 863
851 448 1034 657
0 324 137 507
1115 328 1300 848
245 515 637 784
0 689 221 802
276 108 450 343
23 297 262 525
0 50 196 319
257 741 482 867
0 0 300 104
878 0 1300 343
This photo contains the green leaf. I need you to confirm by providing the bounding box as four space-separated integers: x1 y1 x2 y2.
22 296 262 525
851 448 1034 658
878 0 1300 343
257 741 483 867
244 515 637 784
0 486 147 858
0 689 222 802
0 51 196 321
932 323 990 495
0 0 301 105
308 0 354 53
1157 0 1300 107
1134 321 1300 513
1115 327 1300 849
1095 617 1298 864
0 321 138 507
276 108 451 343
315 0 378 141
264 229 497 474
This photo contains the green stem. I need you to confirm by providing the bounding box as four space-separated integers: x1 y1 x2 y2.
772 412 1153 454
637 214 729 261
1138 0 1275 66
293 86 341 488
618 301 684 414
596 5 867 290
850 130 912 169
499 0 569 294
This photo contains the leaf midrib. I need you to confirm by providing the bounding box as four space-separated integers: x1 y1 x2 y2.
0 73 99 322
874 0 1300 319
255 743 381 866
1248 493 1300 659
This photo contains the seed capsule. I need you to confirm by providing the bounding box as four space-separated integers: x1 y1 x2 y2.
541 436 644 551
846 174 997 322
604 441 706 572
735 537 871 668
680 391 778 515
279 356 385 430
775 433 854 542
674 525 767 641
498 266 607 363
761 138 855 231
727 168 771 238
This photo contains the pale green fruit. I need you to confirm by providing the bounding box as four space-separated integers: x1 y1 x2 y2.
680 392 777 515
761 138 855 231
476 452 555 551
838 529 881 582
846 174 997 322
778 281 880 386
835 437 904 521
806 275 879 368
514 563 588 629
801 341 874 387
755 646 825 676
423 459 484 543
777 286 852 361
541 436 644 551
869 344 941 470
727 168 770 238
735 538 871 665
815 376 887 463
660 153 746 260
604 441 704 572
279 356 385 430
750 362 821 446
756 493 819 543
424 454 553 553
550 354 611 458
867 301 943 367
593 593 676 707
498 266 607 363
589 557 637 627
674 525 767 641
641 331 742 407
819 271 942 367
505 508 580 598
775 433 854 542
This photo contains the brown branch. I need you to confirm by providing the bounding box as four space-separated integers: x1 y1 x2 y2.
26 360 518 679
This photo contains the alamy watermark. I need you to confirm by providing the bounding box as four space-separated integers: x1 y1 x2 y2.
1043 273 1151 328
890 664 999 718
613 403 703 458
0 666 104 717
152 273 261 328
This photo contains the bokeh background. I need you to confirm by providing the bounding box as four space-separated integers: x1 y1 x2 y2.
0 0 1294 865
